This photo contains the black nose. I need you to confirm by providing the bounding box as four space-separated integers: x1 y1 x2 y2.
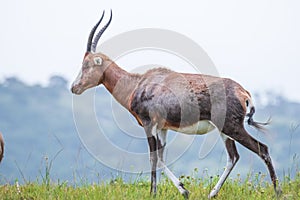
71 84 78 93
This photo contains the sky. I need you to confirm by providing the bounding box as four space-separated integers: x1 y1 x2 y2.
1 0 300 101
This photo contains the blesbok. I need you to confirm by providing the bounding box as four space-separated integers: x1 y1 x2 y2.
0 132 4 163
71 10 281 199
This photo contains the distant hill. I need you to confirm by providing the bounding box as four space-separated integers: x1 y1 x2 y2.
0 76 299 185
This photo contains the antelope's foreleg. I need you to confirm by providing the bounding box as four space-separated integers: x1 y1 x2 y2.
157 129 189 199
145 125 158 195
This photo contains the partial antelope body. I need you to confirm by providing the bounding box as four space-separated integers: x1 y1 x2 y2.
0 132 4 163
71 10 281 199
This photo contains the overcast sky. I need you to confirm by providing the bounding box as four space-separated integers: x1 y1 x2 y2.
1 0 300 101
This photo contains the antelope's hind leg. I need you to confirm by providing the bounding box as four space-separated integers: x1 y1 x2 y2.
209 134 240 198
229 128 282 197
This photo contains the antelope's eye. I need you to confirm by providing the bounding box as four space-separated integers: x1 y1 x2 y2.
94 57 103 65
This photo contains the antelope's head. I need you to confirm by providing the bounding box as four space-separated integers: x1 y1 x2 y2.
71 10 112 95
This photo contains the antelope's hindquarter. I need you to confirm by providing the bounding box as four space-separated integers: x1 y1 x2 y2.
221 79 249 133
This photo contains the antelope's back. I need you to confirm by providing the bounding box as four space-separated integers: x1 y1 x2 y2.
130 69 228 128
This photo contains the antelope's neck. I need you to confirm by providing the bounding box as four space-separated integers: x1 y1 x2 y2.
102 62 141 109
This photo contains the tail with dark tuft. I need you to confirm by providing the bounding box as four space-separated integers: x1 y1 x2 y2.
247 106 270 131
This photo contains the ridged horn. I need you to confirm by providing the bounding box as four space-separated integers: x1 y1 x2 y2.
86 10 105 52
91 9 112 52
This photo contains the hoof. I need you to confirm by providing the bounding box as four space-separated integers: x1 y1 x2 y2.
182 190 189 199
150 190 157 197
208 190 218 199
179 182 189 199
275 187 282 198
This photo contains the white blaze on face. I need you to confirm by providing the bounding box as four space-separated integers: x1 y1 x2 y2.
72 68 83 87
71 56 103 94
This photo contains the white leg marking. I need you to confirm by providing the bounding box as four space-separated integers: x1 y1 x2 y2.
156 129 188 197
151 123 158 137
209 160 234 198
209 133 238 198
159 161 188 195
157 129 166 148
149 124 158 167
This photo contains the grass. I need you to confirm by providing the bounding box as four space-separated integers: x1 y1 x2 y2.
1 170 299 200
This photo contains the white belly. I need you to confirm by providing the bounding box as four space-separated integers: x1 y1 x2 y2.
169 120 215 135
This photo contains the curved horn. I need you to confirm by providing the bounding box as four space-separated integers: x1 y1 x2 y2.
86 10 105 52
91 9 112 52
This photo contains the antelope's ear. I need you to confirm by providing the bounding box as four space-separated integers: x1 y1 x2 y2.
93 57 103 65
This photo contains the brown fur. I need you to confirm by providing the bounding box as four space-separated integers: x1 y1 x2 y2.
71 12 281 198
72 48 280 199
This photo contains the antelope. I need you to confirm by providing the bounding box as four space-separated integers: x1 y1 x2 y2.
0 132 4 163
71 10 281 199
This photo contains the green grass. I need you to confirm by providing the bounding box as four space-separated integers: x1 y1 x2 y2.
1 171 300 200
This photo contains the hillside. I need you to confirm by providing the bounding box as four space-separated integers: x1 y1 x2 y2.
0 76 299 185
